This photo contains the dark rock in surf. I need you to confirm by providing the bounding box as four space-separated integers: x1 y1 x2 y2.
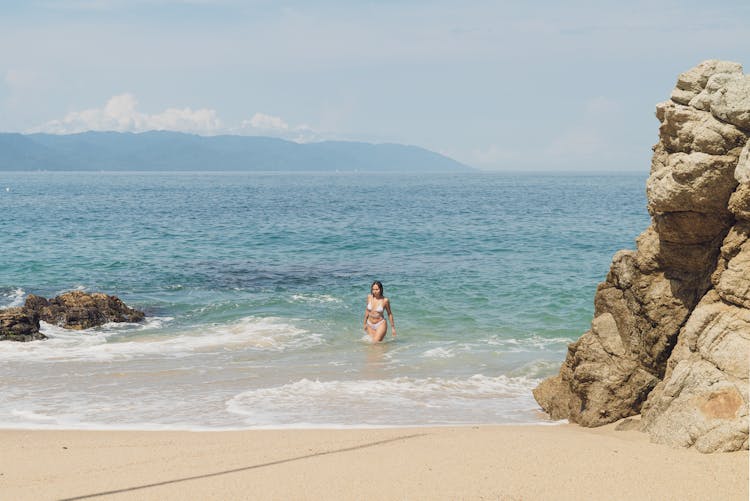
24 291 145 330
0 307 46 342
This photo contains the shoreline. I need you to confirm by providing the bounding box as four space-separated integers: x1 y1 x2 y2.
0 415 564 432
2 421 747 501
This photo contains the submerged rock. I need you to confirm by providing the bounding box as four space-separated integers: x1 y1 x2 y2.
534 60 750 452
0 307 46 342
23 291 145 330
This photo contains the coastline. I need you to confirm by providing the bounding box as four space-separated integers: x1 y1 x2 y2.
2 422 747 501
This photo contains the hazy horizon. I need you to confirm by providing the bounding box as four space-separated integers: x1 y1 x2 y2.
1 1 749 171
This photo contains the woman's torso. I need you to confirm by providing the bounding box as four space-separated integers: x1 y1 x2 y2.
367 295 386 319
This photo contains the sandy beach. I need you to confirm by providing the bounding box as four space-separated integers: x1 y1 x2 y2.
1 421 746 501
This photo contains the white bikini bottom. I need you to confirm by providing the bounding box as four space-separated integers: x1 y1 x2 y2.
366 318 385 329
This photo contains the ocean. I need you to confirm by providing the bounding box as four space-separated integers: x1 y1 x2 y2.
0 171 649 430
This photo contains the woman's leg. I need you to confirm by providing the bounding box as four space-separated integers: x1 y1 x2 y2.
373 322 387 342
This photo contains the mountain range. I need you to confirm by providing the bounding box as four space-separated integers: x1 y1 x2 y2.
0 131 471 172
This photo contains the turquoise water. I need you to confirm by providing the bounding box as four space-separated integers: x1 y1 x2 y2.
0 171 648 429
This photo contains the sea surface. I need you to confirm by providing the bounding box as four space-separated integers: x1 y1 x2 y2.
0 171 649 430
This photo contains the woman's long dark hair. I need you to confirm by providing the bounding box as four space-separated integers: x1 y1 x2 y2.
371 280 384 297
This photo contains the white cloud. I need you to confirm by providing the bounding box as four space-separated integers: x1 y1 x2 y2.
28 95 326 143
29 93 223 134
239 112 320 143
244 112 289 131
149 106 223 132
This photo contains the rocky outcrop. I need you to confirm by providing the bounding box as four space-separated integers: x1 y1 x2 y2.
0 307 45 342
534 60 750 452
0 291 145 341
23 291 145 330
640 142 750 452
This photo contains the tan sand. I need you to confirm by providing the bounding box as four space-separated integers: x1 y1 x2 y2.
0 422 747 501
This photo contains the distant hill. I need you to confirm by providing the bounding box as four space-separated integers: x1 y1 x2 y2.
0 131 472 172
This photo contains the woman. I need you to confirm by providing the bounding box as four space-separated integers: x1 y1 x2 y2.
363 280 396 342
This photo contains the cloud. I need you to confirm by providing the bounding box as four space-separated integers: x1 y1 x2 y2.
28 94 325 143
239 112 320 143
29 93 223 134
244 112 289 131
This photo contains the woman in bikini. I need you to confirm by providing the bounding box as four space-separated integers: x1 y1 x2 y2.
363 280 396 342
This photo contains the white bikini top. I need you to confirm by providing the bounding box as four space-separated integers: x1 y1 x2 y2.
367 299 384 313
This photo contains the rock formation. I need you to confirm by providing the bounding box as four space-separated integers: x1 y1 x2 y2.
533 60 749 453
0 307 45 342
0 291 145 341
24 291 145 330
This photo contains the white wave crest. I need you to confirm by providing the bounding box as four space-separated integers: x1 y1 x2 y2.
97 316 174 332
226 374 542 427
510 359 563 379
290 294 341 304
10 408 61 424
0 316 322 362
55 285 88 295
1 288 25 308
486 334 574 352
421 346 455 359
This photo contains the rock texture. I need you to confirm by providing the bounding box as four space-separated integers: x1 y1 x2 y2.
23 291 145 330
0 291 144 341
0 307 45 342
533 60 750 452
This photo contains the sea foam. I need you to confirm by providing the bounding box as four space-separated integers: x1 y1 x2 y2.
226 374 543 427
0 287 25 308
0 316 322 362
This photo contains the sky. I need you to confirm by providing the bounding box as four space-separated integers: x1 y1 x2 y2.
1 0 749 171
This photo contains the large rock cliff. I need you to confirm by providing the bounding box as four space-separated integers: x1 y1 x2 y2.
533 60 749 453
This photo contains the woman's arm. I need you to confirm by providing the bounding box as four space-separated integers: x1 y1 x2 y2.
363 294 371 331
385 298 396 337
